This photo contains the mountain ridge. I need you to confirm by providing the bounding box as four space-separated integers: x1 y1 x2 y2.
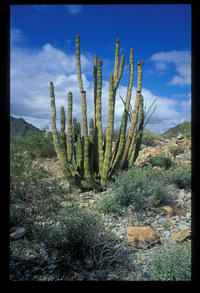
10 116 42 138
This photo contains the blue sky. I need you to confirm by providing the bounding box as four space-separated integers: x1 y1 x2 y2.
10 4 191 133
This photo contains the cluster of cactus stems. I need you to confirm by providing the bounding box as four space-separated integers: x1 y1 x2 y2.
50 34 144 189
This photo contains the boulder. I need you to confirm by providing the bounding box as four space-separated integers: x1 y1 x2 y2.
10 227 26 240
169 229 190 243
126 226 160 249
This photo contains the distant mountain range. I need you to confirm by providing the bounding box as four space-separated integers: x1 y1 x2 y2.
10 116 41 138
10 115 191 139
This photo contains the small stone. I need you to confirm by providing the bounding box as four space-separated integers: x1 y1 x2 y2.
157 218 165 224
162 206 174 216
140 255 148 261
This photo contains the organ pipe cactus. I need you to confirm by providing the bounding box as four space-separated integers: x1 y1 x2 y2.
50 35 147 189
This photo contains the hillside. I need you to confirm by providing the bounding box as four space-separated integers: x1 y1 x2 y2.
161 120 191 138
10 116 41 138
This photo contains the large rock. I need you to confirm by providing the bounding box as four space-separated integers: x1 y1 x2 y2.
169 229 190 243
126 226 160 249
10 227 26 240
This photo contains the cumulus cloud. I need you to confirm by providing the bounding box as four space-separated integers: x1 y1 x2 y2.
10 34 191 133
149 50 191 86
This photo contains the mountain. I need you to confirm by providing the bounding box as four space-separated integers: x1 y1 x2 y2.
161 120 191 138
10 116 42 138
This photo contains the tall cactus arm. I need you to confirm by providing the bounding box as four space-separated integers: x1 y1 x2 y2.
114 38 120 80
66 91 73 162
100 74 115 186
95 58 104 175
128 94 144 167
111 48 134 172
50 82 61 160
60 106 79 186
76 122 83 176
76 34 84 92
94 54 98 128
81 90 88 139
119 61 144 169
89 118 95 174
114 54 125 91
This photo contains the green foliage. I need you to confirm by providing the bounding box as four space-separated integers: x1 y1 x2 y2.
11 126 56 160
169 145 185 156
149 154 174 169
166 162 191 189
142 129 157 146
179 120 191 139
97 165 167 214
24 126 56 158
34 204 129 278
10 133 67 229
151 241 191 280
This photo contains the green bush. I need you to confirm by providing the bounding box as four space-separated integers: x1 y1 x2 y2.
142 130 157 147
149 154 174 169
151 241 191 280
166 163 191 189
98 165 167 214
169 145 185 156
34 204 129 279
23 127 56 159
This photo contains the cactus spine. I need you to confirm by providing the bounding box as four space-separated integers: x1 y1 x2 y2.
50 35 146 189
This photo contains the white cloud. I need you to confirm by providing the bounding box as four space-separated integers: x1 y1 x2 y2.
11 38 191 134
66 5 82 15
149 50 191 86
11 28 26 46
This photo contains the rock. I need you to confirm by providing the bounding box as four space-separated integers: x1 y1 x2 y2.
177 134 184 140
157 217 165 224
126 226 160 249
162 206 174 216
169 229 190 243
10 227 26 240
174 206 186 216
154 139 163 146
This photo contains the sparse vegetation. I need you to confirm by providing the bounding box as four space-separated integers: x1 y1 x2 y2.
166 162 191 189
142 129 157 146
150 241 191 280
97 165 167 214
149 154 174 169
10 118 191 281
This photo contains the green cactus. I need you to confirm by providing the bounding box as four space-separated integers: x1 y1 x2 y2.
49 36 148 189
129 94 144 167
50 82 61 160
66 91 73 162
119 61 144 169
100 74 115 186
95 58 104 175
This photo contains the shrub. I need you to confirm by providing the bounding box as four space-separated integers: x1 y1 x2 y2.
149 154 174 169
142 129 157 147
23 127 56 159
169 145 185 156
34 204 130 279
98 165 167 214
151 241 191 280
166 163 191 189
